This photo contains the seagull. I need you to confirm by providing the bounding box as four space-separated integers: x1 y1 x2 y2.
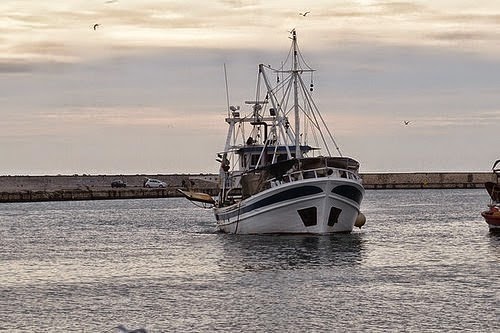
115 325 148 333
93 23 100 30
404 121 410 125
299 11 310 16
105 0 118 3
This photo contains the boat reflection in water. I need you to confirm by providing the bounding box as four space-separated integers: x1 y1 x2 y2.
216 233 366 271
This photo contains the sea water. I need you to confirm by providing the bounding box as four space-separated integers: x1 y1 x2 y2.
0 189 498 332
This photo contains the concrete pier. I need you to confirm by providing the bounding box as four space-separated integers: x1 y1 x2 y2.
0 174 218 203
0 172 494 203
0 188 179 202
361 172 495 189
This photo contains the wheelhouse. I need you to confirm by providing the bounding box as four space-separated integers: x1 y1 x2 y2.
236 145 315 170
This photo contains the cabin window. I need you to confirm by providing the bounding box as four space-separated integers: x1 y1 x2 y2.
251 154 260 167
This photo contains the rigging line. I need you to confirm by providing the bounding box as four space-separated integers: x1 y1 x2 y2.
310 120 321 152
234 121 242 142
235 201 242 234
262 65 291 120
280 42 294 71
280 106 296 146
255 66 262 113
262 64 278 71
297 87 321 131
279 77 294 117
189 200 213 209
298 74 332 156
285 33 312 71
261 65 296 147
270 72 292 93
298 74 342 156
224 63 230 117
304 101 321 151
280 61 285 95
298 83 321 149
297 88 309 145
277 120 293 158
238 122 246 146
295 43 314 71
272 140 280 163
263 65 292 95
256 133 272 167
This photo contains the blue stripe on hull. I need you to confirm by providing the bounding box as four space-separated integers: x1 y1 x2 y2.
331 185 363 204
215 185 323 220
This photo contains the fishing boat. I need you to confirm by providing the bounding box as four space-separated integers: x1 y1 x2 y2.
481 159 500 231
180 30 365 234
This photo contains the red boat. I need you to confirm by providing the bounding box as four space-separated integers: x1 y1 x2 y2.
481 205 500 230
482 160 500 230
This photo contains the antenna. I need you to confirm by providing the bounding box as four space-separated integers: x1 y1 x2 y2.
224 63 230 117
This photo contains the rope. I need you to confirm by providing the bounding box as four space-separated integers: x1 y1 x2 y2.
234 202 242 234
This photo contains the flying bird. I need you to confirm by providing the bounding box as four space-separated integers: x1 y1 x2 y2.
115 325 147 333
105 0 118 3
299 11 310 16
404 121 410 125
93 23 100 30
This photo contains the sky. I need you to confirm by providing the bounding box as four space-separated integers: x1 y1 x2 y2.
2 0 500 175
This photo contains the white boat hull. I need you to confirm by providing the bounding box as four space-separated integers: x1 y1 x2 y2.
214 177 364 234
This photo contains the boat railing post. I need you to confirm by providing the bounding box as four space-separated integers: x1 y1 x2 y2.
332 168 339 178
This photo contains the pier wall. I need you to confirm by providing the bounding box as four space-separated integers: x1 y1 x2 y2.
0 174 218 203
0 174 218 191
0 188 186 203
0 172 495 203
361 172 496 189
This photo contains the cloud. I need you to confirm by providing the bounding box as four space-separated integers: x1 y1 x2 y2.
0 61 36 73
3 1 500 174
314 1 427 19
412 110 500 128
218 0 258 8
428 31 500 42
4 0 500 66
376 2 428 14
436 13 500 25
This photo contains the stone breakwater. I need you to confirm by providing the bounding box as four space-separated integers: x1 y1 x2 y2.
361 172 495 189
0 174 218 203
0 172 495 203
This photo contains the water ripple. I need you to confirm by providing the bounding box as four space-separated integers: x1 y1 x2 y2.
0 192 498 332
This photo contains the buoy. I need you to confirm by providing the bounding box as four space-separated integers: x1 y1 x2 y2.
354 212 366 228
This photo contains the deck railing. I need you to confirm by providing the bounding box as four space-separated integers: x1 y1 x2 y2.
268 167 361 188
222 166 361 204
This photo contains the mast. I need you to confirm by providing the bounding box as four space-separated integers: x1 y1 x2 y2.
292 30 300 158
